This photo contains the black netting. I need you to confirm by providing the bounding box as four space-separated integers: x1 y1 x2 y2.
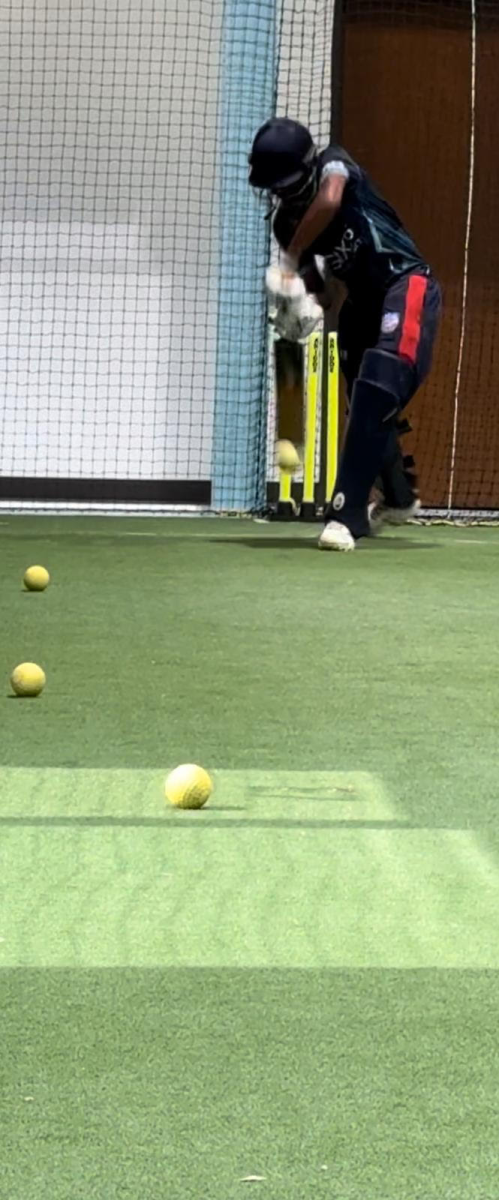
1 0 498 517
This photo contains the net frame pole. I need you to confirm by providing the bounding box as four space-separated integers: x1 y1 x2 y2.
211 0 276 512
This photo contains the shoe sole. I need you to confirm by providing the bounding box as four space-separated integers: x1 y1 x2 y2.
318 527 356 552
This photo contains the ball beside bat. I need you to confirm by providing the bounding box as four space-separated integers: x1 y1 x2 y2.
276 440 301 474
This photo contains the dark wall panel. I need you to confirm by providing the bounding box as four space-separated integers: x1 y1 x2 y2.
341 3 480 507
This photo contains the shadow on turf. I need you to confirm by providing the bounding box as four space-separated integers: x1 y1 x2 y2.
209 535 437 551
361 536 437 551
0 816 444 830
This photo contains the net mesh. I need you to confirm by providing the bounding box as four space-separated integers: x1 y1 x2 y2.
1 0 499 516
0 1 218 506
342 0 499 515
0 0 276 512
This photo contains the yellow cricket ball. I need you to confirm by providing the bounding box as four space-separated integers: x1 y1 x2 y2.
23 566 50 592
276 439 300 474
10 662 47 698
165 764 213 810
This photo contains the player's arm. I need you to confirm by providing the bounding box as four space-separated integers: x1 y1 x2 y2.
283 171 347 271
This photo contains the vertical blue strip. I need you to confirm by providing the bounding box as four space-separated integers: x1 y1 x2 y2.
212 0 276 511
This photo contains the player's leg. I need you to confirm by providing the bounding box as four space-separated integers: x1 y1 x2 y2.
336 296 363 397
318 288 412 526
320 273 441 550
321 297 402 550
326 301 371 546
336 297 416 512
328 296 380 538
319 348 415 549
369 273 441 530
369 417 420 532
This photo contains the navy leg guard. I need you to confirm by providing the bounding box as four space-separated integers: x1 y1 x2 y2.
361 347 416 405
324 349 411 538
324 378 398 537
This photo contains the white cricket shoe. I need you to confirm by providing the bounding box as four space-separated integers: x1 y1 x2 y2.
368 497 421 535
318 521 356 552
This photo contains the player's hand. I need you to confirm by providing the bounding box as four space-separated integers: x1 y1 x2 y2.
266 263 305 302
271 293 323 342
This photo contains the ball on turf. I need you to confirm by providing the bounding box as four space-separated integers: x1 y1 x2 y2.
24 566 50 592
165 764 213 810
276 439 300 474
10 662 46 697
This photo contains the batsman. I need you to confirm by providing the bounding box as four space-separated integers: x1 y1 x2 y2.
249 118 442 551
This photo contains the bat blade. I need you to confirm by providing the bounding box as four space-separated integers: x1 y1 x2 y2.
273 338 304 446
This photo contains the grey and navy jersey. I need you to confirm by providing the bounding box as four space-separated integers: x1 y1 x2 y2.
273 145 429 300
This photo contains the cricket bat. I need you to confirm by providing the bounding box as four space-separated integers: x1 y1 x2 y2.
273 337 304 448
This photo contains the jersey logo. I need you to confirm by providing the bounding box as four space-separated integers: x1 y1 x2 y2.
325 227 362 275
381 312 400 334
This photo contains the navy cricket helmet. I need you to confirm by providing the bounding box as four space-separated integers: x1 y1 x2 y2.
248 117 317 198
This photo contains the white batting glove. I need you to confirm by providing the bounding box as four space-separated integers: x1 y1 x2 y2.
271 293 323 342
266 263 306 302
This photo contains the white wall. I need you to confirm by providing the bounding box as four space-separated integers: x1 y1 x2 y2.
0 0 334 489
0 0 222 480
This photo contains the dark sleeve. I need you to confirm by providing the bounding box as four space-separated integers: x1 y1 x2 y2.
298 257 326 295
272 205 296 251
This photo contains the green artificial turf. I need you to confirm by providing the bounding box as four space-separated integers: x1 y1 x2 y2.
1 516 498 1197
2 969 498 1200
